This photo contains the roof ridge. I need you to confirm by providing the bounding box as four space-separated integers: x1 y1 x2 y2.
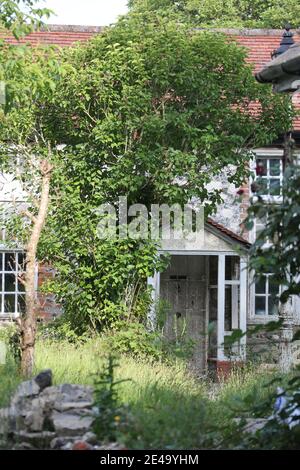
41 25 300 36
40 24 104 33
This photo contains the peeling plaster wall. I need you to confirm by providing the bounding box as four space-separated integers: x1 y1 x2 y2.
206 165 249 237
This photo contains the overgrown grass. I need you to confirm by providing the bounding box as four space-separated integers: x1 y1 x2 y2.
0 337 284 449
0 355 21 408
33 339 283 448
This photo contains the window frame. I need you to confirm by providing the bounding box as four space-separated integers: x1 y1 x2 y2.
249 150 283 322
0 250 27 319
251 149 284 206
254 273 280 318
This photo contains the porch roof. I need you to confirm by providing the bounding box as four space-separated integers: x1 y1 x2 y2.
206 218 251 249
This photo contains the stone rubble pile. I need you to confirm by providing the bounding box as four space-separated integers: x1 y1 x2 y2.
0 369 121 450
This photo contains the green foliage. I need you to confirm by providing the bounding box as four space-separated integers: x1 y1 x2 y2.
0 338 21 407
1 8 293 334
37 318 91 344
130 0 300 28
0 44 68 141
37 12 291 332
229 369 300 449
222 320 283 363
32 338 283 449
0 324 21 363
93 355 132 443
0 0 52 39
103 318 195 361
104 321 163 360
1 336 289 449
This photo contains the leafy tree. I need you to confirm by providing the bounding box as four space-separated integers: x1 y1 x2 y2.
0 1 56 377
0 0 52 39
129 0 300 29
0 41 65 376
0 7 294 342
32 12 292 333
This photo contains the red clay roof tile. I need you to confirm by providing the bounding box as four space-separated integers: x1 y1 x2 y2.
207 217 251 247
1 26 298 128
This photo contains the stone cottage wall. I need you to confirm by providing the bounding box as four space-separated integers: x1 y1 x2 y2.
207 164 250 241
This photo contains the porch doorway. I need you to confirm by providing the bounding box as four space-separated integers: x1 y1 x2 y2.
152 253 247 371
160 255 208 371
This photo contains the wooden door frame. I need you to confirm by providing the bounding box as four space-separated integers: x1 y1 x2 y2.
148 250 248 362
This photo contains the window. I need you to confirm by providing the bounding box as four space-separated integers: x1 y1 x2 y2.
254 156 283 199
0 251 25 317
224 256 240 331
254 275 279 316
251 154 283 319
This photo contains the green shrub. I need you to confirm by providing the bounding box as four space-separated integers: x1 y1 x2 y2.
0 324 21 364
103 320 196 363
0 352 21 407
93 355 133 443
37 318 91 344
232 368 300 449
103 321 163 361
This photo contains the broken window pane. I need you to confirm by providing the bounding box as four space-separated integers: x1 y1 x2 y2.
4 252 16 271
209 256 218 285
256 177 268 195
17 252 26 271
225 286 232 331
256 159 267 176
270 178 281 196
255 277 266 294
225 284 240 331
255 296 266 315
269 159 281 176
269 296 278 316
4 294 15 313
225 256 240 281
208 287 217 357
4 273 16 292
269 278 280 296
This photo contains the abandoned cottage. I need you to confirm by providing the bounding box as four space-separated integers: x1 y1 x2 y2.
1 25 300 373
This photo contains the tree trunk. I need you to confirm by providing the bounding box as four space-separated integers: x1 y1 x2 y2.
20 159 53 377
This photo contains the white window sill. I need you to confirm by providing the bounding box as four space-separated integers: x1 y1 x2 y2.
0 314 19 320
248 315 279 325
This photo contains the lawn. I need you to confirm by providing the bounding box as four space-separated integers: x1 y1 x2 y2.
0 337 281 449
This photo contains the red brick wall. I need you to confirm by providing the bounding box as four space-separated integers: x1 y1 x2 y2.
37 263 61 320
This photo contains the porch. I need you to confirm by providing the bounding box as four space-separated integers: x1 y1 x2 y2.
147 221 250 371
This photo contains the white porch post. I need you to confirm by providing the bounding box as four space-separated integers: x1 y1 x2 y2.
239 257 248 360
147 271 160 331
217 254 225 360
